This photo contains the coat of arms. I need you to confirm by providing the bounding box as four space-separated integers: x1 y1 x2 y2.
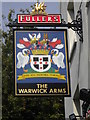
16 31 65 79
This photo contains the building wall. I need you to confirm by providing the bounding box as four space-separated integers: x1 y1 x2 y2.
60 1 89 119
87 2 90 89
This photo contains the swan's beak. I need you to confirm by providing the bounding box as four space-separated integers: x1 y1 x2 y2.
32 34 36 37
51 50 54 55
32 34 35 37
27 50 30 55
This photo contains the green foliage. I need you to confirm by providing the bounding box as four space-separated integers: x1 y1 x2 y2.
2 8 65 120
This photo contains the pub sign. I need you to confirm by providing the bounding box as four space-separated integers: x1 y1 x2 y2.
13 2 71 96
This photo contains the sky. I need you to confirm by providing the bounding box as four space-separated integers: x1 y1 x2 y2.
2 2 60 15
0 1 2 28
0 0 61 1
0 0 88 2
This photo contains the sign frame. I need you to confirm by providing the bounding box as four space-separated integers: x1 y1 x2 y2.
13 28 71 97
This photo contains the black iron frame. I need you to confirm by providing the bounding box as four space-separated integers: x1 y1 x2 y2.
68 9 83 42
8 9 83 42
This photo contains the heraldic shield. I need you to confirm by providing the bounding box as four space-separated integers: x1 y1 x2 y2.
30 55 51 72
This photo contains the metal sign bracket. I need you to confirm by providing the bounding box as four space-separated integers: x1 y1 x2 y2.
68 9 83 42
8 9 83 42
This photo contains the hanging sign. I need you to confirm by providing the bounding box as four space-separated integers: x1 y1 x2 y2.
14 29 71 96
13 2 71 96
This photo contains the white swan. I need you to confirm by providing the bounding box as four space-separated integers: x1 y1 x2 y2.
17 49 30 72
29 33 41 41
51 49 65 72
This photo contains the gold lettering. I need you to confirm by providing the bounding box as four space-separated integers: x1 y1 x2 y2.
63 88 66 93
18 89 25 93
54 89 57 93
31 89 38 93
58 89 62 93
49 89 53 93
37 84 48 89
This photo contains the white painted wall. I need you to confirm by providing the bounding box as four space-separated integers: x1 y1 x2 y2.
60 1 89 119
87 2 90 89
